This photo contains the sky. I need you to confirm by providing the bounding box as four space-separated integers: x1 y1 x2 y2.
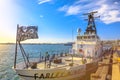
0 0 120 43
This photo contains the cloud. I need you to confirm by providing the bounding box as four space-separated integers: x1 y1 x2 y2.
59 5 81 15
97 4 120 24
58 0 102 16
40 15 44 18
114 1 119 5
38 0 51 4
58 0 120 24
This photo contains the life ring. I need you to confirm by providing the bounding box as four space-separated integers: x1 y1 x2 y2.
79 49 83 52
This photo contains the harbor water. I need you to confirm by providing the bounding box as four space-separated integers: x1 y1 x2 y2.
0 44 71 80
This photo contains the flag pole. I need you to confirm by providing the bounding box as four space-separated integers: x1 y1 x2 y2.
14 24 19 68
72 26 74 65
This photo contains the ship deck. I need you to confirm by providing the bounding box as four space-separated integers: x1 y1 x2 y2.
16 56 92 70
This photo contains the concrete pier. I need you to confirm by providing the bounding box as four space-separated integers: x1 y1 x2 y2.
112 51 120 80
90 55 111 80
90 46 120 80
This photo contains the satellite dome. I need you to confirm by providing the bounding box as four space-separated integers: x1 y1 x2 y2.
77 28 81 33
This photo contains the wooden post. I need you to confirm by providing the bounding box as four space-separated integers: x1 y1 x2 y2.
39 52 41 62
71 49 74 66
45 56 46 68
14 24 19 68
72 54 73 63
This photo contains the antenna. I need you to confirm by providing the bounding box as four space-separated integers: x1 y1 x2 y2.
72 26 74 42
83 11 98 15
71 26 74 66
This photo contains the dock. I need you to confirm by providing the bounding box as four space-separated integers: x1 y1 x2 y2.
112 48 120 80
90 46 120 80
91 55 111 80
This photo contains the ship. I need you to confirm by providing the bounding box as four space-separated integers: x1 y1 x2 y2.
13 11 103 80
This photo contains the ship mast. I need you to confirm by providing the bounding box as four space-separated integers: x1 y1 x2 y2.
83 11 100 35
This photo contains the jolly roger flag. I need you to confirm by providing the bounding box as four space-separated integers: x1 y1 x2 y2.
17 25 38 42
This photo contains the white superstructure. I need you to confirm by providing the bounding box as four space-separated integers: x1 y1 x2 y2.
73 28 102 58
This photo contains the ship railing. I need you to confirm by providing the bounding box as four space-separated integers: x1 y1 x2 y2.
24 51 70 64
